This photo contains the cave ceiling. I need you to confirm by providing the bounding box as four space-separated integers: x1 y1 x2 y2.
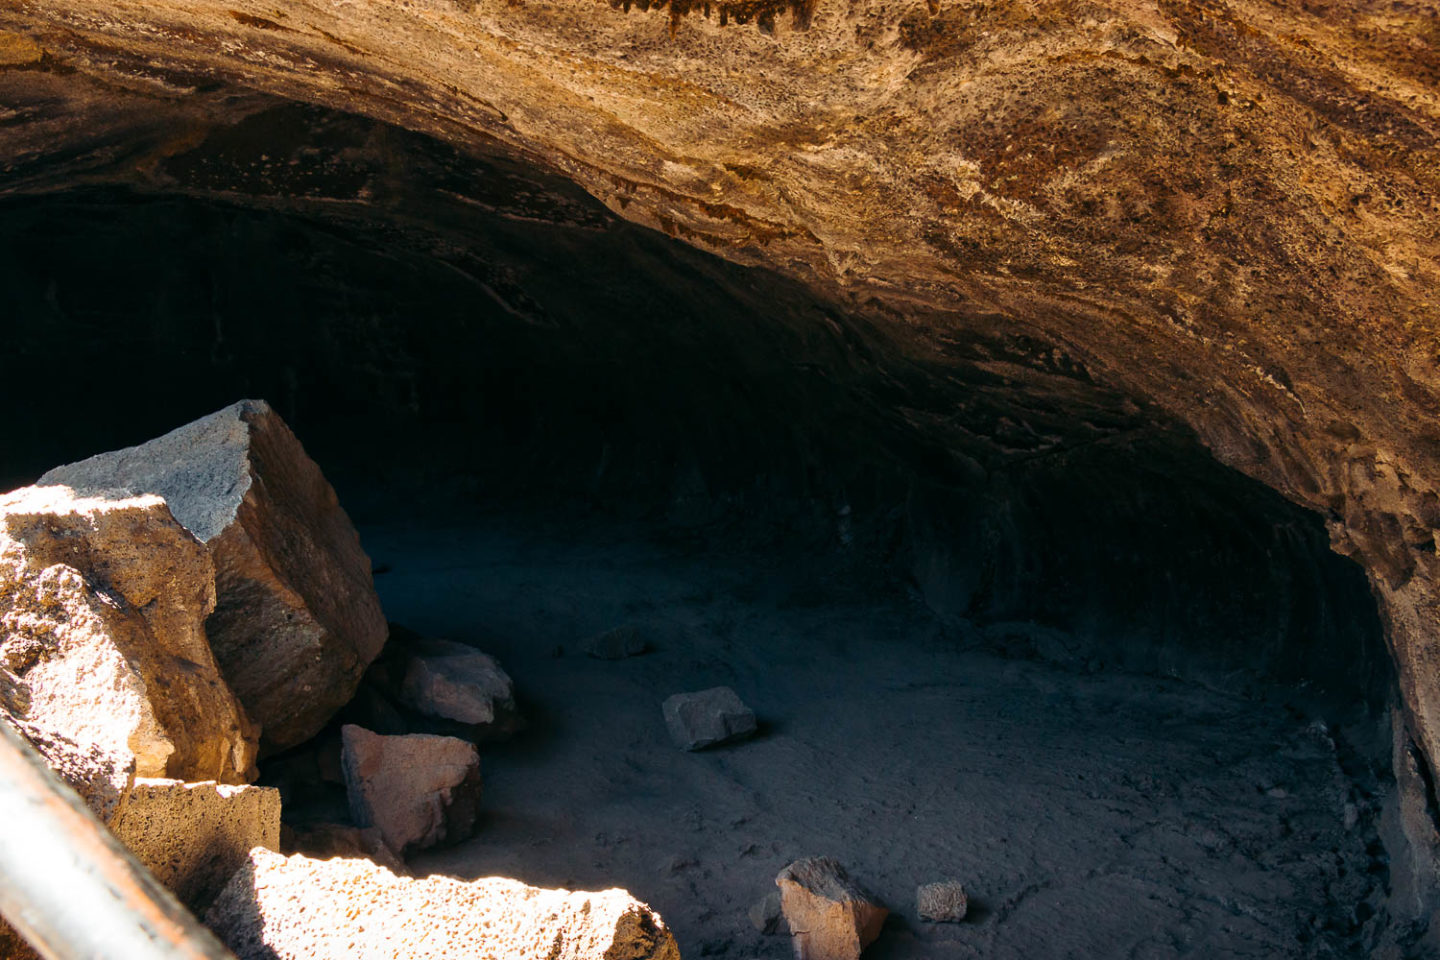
1 0 1440 848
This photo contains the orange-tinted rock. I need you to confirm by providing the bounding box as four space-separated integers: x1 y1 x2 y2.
41 400 387 750
0 485 256 783
776 858 887 960
205 848 680 960
340 725 482 856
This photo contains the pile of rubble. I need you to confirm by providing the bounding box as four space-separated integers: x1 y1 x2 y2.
0 400 675 960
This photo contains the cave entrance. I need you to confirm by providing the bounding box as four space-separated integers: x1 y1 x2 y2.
0 104 1398 957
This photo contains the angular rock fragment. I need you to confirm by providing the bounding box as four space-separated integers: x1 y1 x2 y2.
0 486 256 783
40 399 387 750
663 686 757 750
915 880 967 923
581 624 647 660
206 848 680 960
396 637 518 729
340 724 482 856
108 778 281 911
776 857 887 960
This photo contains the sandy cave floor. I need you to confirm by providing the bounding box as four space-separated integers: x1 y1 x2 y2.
353 508 1383 959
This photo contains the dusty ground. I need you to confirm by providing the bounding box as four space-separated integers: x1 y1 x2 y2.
359 507 1386 959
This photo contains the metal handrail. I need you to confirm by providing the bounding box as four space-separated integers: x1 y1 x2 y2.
0 718 237 960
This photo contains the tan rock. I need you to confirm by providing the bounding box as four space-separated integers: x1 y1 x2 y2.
776 858 888 960
340 724 482 856
109 777 281 911
205 848 680 960
0 485 256 783
915 880 967 923
40 400 387 750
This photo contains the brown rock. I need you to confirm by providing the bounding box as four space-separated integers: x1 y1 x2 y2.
340 724 482 856
206 848 679 960
108 777 281 911
0 485 256 783
40 400 387 750
776 857 888 960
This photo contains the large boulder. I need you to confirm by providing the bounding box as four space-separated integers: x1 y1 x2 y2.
109 778 281 911
776 858 888 960
340 725 482 856
40 399 387 749
206 848 679 960
0 485 256 783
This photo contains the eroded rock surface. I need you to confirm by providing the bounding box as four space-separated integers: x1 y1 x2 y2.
915 880 968 924
205 848 680 960
0 485 256 783
776 858 888 960
340 724 482 856
40 400 387 749
109 777 281 911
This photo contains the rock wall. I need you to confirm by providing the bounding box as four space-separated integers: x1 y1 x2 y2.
0 0 1437 923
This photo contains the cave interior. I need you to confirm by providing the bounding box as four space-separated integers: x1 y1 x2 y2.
0 97 1419 957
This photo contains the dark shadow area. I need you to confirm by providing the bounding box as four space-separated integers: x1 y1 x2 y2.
0 97 1407 958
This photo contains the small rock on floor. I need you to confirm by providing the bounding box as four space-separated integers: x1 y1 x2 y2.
662 686 757 751
340 724 482 856
581 624 648 660
776 857 887 960
916 880 968 923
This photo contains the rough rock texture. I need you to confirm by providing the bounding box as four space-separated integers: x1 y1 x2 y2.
776 858 888 960
7 712 134 826
205 848 680 960
0 485 256 783
582 625 648 660
3 0 1440 928
340 725 482 857
397 638 517 728
663 686 758 750
915 880 968 923
108 777 281 911
40 400 387 750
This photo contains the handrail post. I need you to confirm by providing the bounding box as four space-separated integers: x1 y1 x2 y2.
0 718 237 960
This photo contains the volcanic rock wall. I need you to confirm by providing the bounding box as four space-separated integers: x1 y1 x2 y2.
0 0 1437 923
